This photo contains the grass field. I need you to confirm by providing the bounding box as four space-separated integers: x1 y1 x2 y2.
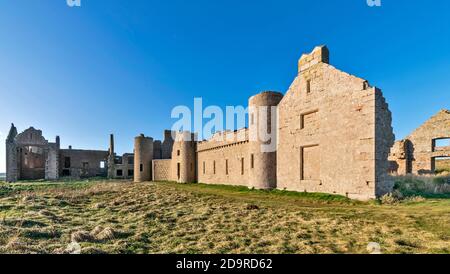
0 180 449 254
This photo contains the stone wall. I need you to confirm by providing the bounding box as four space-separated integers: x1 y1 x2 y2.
5 124 18 182
170 132 197 183
197 129 250 186
388 140 410 174
277 46 393 200
390 110 450 175
6 126 130 182
6 126 62 181
162 130 175 159
46 142 60 180
59 149 108 178
407 110 450 174
112 153 134 179
375 89 396 196
152 159 171 181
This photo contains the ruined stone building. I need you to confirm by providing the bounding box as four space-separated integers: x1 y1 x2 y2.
107 134 135 180
389 109 450 175
136 46 396 200
5 125 109 181
5 124 174 182
10 46 434 201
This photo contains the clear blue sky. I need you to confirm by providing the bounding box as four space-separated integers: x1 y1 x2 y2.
1 0 449 173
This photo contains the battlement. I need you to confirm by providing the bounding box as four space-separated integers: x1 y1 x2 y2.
197 128 249 152
298 45 329 73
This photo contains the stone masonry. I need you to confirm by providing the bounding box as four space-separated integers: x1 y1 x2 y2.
277 46 394 200
6 46 401 200
142 46 396 200
5 125 121 181
389 109 450 175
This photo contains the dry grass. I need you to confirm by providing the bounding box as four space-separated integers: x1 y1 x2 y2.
436 159 450 174
0 180 449 254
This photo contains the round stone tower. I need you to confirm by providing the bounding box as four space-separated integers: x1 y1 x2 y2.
171 131 197 183
248 91 283 189
134 134 154 183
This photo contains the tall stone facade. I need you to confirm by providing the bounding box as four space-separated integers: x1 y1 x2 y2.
277 46 394 200
143 46 396 200
6 125 61 181
389 109 450 175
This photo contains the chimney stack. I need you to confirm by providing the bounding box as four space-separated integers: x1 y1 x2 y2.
109 134 115 155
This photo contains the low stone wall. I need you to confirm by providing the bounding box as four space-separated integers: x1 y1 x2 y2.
197 141 250 187
152 159 172 181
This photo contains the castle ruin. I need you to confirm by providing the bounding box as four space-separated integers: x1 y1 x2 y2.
7 46 442 201
5 126 109 181
135 46 396 200
5 125 174 182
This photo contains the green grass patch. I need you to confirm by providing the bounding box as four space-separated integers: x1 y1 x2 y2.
167 181 353 204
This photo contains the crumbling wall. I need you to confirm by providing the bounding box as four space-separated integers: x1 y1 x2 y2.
9 127 57 181
153 141 162 160
388 140 412 175
111 153 134 179
45 143 60 180
375 89 395 196
390 110 450 175
162 130 175 159
59 149 108 179
5 124 18 182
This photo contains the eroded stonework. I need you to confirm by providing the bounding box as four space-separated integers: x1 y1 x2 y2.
6 125 111 181
389 110 450 175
